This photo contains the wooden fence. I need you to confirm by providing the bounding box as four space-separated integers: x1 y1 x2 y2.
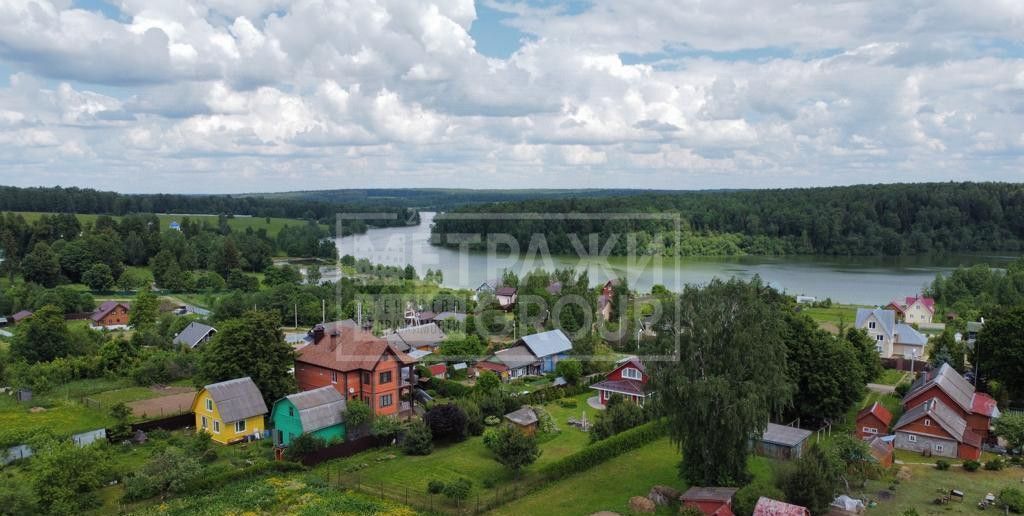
881 357 930 373
299 435 379 466
130 412 194 433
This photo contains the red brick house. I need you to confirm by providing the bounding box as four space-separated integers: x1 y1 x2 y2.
681 487 739 516
294 321 417 417
902 363 999 440
590 356 648 406
893 397 982 460
90 301 129 328
855 401 893 440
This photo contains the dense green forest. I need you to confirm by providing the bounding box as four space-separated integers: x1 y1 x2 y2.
259 188 662 210
430 182 1024 256
0 185 418 233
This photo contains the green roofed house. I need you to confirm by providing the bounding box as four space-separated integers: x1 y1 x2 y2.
271 386 347 446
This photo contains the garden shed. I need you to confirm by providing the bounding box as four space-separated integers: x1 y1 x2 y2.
752 423 812 460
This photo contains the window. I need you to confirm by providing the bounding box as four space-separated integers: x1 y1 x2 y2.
935 444 944 452
205 398 213 412
869 321 876 329
875 344 883 353
331 371 338 384
379 371 393 384
201 416 208 429
288 407 294 417
213 420 221 433
863 427 878 434
380 394 393 408
622 368 642 380
235 420 246 433
924 419 931 427
362 372 371 384
907 434 917 443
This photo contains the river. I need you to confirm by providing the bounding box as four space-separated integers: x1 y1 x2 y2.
334 212 1016 305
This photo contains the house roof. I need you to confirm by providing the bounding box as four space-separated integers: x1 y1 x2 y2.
296 320 416 372
894 397 980 446
280 386 346 433
91 301 129 322
972 392 999 417
495 286 518 297
476 360 508 373
894 323 927 346
867 436 893 464
519 329 573 358
753 497 810 516
491 345 539 369
504 406 538 426
855 308 895 339
966 321 984 333
202 377 268 424
476 279 499 291
428 364 447 376
904 363 975 412
681 487 739 503
590 379 646 397
759 423 812 448
173 321 217 348
857 401 893 427
614 356 646 374
386 322 446 352
546 281 562 295
10 310 32 321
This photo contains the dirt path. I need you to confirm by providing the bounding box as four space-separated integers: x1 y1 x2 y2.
127 389 196 419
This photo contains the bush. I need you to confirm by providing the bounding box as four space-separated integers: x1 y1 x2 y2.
180 461 305 493
443 478 471 506
935 459 951 470
894 382 912 398
558 398 578 409
734 481 785 516
425 404 468 442
484 416 501 426
482 427 499 449
428 377 472 398
456 399 484 436
1002 488 1024 513
985 458 1005 471
403 420 433 455
540 420 667 480
962 460 981 472
427 480 445 495
284 433 326 462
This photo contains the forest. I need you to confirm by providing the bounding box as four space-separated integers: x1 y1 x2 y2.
0 185 418 234
263 188 657 210
430 182 1024 256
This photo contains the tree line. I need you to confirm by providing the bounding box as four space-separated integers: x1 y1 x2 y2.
430 182 1024 256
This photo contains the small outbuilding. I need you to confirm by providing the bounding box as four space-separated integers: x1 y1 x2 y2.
867 436 894 468
855 401 893 440
753 423 812 460
504 406 539 436
173 321 217 349
752 497 810 516
681 486 739 516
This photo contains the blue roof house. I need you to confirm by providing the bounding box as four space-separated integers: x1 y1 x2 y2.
169 221 181 231
518 329 573 373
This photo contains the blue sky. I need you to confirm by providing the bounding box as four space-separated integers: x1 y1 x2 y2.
0 0 1021 193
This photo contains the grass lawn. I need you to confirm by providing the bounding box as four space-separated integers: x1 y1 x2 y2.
801 303 862 328
836 391 903 434
877 369 909 386
87 386 166 406
10 211 328 239
0 394 113 438
863 463 1024 514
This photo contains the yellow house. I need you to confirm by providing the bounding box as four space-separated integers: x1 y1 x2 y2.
191 377 268 445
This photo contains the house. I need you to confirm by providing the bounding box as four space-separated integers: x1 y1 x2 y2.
892 397 982 460
887 295 935 324
795 295 816 304
169 221 181 231
475 279 498 294
10 310 32 324
477 345 540 380
495 286 518 310
504 406 538 436
965 319 984 350
901 362 998 440
598 279 621 321
427 363 447 379
294 320 417 417
855 308 928 358
867 436 894 468
681 487 739 516
855 401 893 440
173 321 217 349
270 386 347 447
192 377 268 445
517 329 573 373
753 497 810 516
90 301 130 329
753 423 812 460
433 311 466 331
386 322 446 353
590 356 649 406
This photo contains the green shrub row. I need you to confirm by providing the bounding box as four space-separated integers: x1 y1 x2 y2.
179 460 306 493
426 377 472 398
517 384 589 405
539 419 666 481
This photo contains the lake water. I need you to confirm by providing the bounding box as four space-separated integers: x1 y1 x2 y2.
335 212 1017 305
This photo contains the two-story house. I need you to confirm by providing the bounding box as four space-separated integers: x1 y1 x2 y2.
590 356 649 406
294 321 417 417
901 363 999 440
855 308 928 359
90 301 130 329
892 397 982 460
887 295 935 324
191 377 268 445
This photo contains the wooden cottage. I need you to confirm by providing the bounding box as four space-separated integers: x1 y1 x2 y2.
271 386 347 446
504 406 538 436
681 487 739 516
192 377 268 445
855 401 893 440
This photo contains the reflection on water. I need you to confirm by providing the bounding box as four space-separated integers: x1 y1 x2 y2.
331 212 1017 305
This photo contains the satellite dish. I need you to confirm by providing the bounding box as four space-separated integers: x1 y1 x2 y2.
348 387 355 394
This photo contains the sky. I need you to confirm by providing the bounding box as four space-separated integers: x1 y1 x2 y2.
0 0 1022 194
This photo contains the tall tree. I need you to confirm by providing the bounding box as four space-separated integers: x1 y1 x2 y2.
783 312 866 425
21 242 61 287
197 310 296 405
975 305 1024 399
9 305 72 363
649 278 793 486
485 424 541 478
780 445 842 515
129 286 159 331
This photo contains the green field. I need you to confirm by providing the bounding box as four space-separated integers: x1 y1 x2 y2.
0 394 114 438
8 211 328 239
877 369 909 386
866 463 1023 515
800 303 863 332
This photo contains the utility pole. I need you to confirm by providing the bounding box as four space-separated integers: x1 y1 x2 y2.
294 303 298 328
322 299 326 323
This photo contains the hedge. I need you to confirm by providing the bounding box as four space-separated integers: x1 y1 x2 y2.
517 384 589 405
539 419 667 480
427 378 472 398
179 460 306 493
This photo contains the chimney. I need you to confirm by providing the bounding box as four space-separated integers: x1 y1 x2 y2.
311 323 325 344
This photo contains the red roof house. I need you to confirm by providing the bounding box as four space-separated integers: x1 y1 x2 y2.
855 401 893 440
893 397 982 460
90 301 129 328
886 295 935 323
428 363 447 379
681 487 739 516
590 356 648 406
752 497 810 516
294 321 417 417
902 363 998 439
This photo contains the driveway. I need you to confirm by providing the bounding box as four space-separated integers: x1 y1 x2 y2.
866 383 896 394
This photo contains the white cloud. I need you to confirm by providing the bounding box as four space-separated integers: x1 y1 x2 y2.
0 0 1020 192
